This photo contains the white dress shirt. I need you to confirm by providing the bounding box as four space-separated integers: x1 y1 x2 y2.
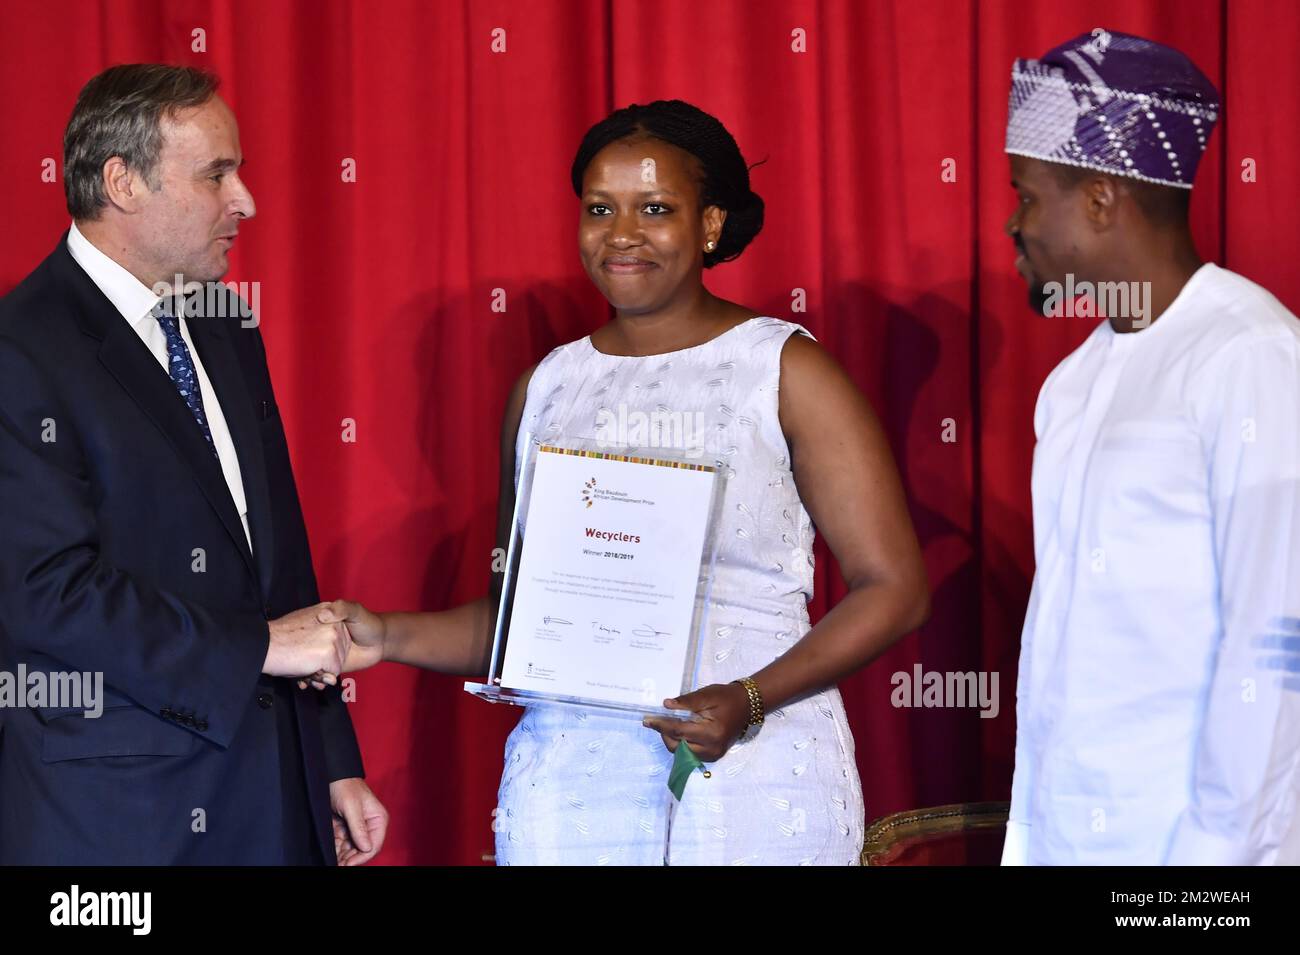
1004 263 1300 865
66 221 253 552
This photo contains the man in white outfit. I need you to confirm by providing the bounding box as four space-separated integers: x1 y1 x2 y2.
1000 29 1300 864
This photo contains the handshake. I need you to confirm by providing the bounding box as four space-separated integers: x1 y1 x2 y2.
261 600 383 688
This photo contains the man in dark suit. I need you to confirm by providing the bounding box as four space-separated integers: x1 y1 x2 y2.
0 64 387 864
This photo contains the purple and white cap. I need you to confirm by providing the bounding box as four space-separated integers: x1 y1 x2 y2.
1006 28 1220 189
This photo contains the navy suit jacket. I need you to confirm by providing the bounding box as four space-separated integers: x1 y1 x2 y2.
0 235 363 864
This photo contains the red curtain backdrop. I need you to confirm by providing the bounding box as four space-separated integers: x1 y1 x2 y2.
2 0 1297 865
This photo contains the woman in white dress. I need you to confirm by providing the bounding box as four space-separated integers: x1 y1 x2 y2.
316 101 929 865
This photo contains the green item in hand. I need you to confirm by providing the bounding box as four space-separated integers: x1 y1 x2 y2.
668 741 705 801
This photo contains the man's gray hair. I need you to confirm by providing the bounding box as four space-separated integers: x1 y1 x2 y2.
63 64 220 221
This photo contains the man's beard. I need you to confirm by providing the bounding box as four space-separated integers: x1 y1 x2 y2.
1015 240 1052 314
1026 277 1052 315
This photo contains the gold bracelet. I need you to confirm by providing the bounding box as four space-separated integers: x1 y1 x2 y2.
733 676 765 727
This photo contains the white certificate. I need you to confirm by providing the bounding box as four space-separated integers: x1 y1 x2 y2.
497 445 718 710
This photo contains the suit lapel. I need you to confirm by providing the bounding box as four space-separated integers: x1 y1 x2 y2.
57 238 267 592
186 310 276 600
97 320 259 584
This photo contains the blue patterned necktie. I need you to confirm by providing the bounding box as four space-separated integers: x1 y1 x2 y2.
152 299 218 457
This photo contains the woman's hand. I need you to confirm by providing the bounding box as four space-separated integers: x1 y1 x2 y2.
642 682 752 762
298 599 387 689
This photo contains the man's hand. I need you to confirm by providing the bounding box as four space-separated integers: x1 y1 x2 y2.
263 602 351 678
329 777 389 866
300 599 386 689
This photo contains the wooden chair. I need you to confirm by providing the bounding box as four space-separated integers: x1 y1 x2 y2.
861 801 1010 866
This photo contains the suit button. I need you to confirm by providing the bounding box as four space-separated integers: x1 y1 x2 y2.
257 693 274 709
196 718 209 732
161 707 175 720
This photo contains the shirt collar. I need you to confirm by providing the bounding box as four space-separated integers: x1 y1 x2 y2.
65 220 165 327
1105 261 1216 350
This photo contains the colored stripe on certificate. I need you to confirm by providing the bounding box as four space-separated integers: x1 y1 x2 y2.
539 445 715 473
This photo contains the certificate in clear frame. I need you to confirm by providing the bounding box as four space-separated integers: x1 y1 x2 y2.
465 435 724 721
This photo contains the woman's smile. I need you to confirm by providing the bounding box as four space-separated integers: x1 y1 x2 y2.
602 254 658 274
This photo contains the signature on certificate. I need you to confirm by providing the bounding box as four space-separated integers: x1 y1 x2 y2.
632 625 672 638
